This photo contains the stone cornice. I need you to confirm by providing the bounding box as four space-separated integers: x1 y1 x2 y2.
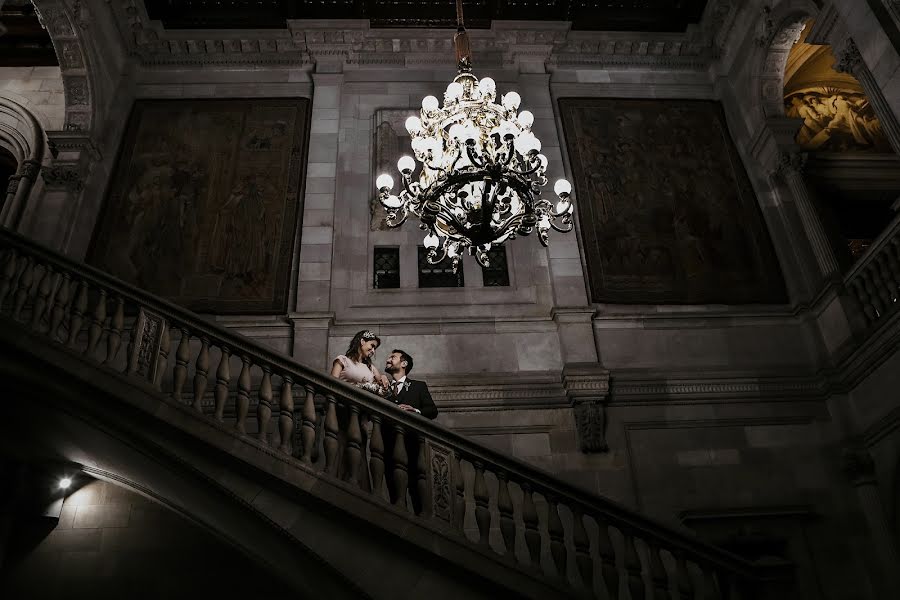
109 0 740 72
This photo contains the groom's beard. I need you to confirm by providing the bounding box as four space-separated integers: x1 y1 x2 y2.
384 364 398 374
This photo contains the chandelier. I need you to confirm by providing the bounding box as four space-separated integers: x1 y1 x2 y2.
375 0 574 272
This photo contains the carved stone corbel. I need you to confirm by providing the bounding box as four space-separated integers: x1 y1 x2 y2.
562 363 610 453
41 163 85 193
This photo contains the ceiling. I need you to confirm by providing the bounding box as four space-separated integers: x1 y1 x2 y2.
144 0 710 32
0 1 58 67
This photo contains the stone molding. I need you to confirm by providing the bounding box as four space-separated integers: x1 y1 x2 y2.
110 0 740 72
32 0 93 132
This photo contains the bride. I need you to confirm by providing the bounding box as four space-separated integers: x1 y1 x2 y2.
330 330 391 395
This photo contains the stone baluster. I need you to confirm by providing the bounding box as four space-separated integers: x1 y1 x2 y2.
870 259 893 312
877 254 899 306
863 271 885 317
30 266 53 330
192 337 210 413
624 532 646 600
155 323 170 390
850 278 876 324
213 347 231 421
571 510 594 593
323 394 339 476
597 522 619 600
452 454 465 532
391 425 409 509
300 384 318 464
547 497 567 579
884 244 900 299
85 289 107 357
774 153 839 279
647 544 670 600
0 249 17 308
278 375 294 454
521 483 541 567
834 38 900 155
368 413 385 492
702 566 720 600
675 554 695 600
256 366 273 443
171 330 191 402
103 297 124 364
48 272 71 340
67 281 87 348
416 435 427 516
234 357 251 434
343 405 362 482
11 256 34 320
496 472 516 557
472 461 490 545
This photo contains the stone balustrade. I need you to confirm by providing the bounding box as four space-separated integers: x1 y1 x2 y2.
0 227 792 599
845 211 900 327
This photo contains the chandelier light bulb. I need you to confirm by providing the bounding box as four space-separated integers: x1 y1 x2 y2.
445 82 464 101
405 116 422 134
424 232 440 248
478 77 496 96
449 123 465 141
422 95 440 112
517 110 534 128
397 155 415 174
537 154 549 169
502 91 521 111
376 173 394 191
384 194 402 209
556 200 571 214
554 179 572 197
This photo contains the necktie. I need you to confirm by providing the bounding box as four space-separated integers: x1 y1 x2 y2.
393 381 403 397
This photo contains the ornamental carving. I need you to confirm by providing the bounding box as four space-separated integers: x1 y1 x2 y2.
60 41 84 68
41 163 84 192
427 442 453 524
127 308 167 381
833 38 863 76
65 78 89 106
573 401 609 453
35 5 74 37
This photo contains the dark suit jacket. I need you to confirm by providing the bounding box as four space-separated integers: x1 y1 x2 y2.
392 379 438 420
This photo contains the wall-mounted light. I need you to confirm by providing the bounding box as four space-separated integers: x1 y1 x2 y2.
58 477 72 490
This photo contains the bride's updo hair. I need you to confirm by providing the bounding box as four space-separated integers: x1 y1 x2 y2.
345 330 381 366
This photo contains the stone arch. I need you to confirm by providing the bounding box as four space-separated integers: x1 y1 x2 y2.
31 0 96 133
755 0 821 120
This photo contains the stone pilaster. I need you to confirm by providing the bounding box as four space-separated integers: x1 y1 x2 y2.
773 152 840 279
834 37 900 156
295 71 344 314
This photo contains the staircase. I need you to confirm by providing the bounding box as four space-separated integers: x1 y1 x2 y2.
0 229 794 599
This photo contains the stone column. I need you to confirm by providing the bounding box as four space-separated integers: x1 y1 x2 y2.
834 37 900 156
773 152 840 279
0 159 41 230
842 444 900 597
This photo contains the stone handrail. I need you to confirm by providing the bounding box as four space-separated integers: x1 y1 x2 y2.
0 228 792 599
844 209 900 327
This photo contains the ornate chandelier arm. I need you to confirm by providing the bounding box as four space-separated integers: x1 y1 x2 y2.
465 142 486 169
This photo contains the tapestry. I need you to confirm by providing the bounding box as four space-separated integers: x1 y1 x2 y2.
371 109 413 231
88 98 310 313
558 98 785 304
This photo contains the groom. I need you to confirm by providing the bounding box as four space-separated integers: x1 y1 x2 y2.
383 349 437 513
